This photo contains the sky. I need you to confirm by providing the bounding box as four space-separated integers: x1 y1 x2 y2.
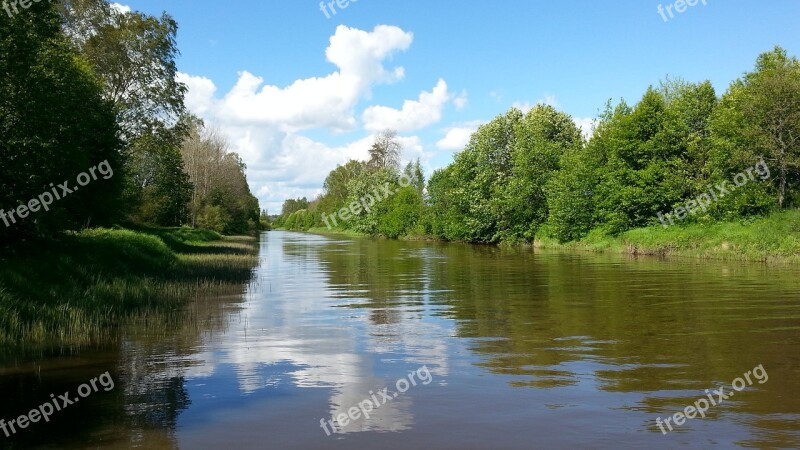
117 0 800 214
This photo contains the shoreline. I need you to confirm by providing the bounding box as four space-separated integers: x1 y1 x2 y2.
0 226 260 351
291 209 800 265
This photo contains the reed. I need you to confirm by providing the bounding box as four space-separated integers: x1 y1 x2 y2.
0 226 260 353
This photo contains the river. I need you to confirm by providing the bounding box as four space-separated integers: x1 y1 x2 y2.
2 231 799 449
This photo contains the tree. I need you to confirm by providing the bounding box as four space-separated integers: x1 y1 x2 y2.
59 0 194 228
368 130 401 171
545 146 602 242
60 0 187 142
126 132 192 226
178 120 259 233
281 198 309 216
0 1 123 240
587 89 701 234
403 159 425 194
180 120 226 227
711 47 800 209
426 108 526 242
496 105 583 242
322 160 366 208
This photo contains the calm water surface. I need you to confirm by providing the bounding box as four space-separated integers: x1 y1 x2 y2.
2 231 800 449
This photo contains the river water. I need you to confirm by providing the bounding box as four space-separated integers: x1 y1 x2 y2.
2 231 799 449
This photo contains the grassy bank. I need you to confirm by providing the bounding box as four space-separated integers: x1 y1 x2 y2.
300 227 368 238
536 209 800 263
283 209 800 264
295 210 800 263
0 226 259 350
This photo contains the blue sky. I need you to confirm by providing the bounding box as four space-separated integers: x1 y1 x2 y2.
119 0 800 213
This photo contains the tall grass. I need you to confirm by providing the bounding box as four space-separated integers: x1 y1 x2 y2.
0 227 259 352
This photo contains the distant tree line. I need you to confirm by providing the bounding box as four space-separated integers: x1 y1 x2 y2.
274 130 426 238
275 47 799 244
0 0 260 243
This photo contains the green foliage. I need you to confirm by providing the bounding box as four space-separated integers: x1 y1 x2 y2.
345 169 397 234
545 146 602 242
279 209 318 232
275 47 799 248
591 89 686 234
125 131 193 226
403 159 426 194
281 198 309 216
374 187 424 238
195 205 231 234
427 109 523 243
180 122 260 234
546 82 717 240
63 2 187 142
495 105 583 242
322 160 366 208
428 106 581 243
709 46 800 210
0 1 123 241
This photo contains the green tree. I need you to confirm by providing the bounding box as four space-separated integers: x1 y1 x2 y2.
319 159 366 215
591 89 700 234
710 47 800 209
0 1 123 240
496 105 583 242
403 159 425 194
281 198 309 216
60 1 187 142
125 131 192 226
428 109 523 243
374 187 424 238
545 146 602 242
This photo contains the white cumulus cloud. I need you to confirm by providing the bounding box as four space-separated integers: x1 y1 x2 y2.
176 25 420 212
362 79 452 132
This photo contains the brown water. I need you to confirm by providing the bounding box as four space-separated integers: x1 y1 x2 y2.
2 231 800 449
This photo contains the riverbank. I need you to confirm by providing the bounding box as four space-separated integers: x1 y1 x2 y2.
0 226 259 350
305 227 368 239
297 210 800 263
535 209 800 263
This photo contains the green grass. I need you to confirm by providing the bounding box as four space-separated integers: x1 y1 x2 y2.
0 226 259 351
304 227 369 238
292 210 800 263
536 209 800 263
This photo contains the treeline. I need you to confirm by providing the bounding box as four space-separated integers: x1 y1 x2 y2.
276 47 799 244
274 130 426 238
0 0 260 244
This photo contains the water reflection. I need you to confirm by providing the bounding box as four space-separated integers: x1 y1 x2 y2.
174 233 451 436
